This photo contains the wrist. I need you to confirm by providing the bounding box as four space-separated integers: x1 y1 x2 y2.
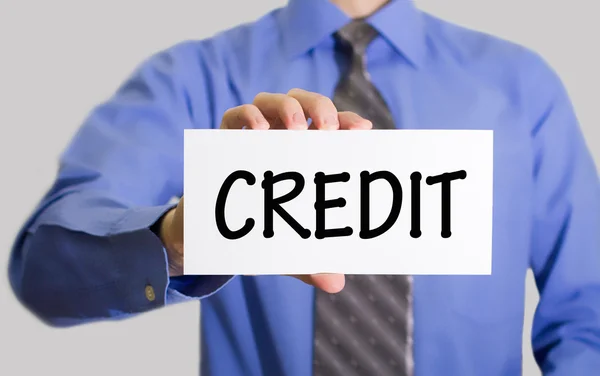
159 208 177 251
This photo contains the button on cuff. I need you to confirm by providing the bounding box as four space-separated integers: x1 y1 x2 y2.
145 285 156 302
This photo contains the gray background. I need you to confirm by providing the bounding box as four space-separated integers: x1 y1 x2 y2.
0 1 598 375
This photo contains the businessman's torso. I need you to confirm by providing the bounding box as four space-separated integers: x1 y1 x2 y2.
191 12 536 376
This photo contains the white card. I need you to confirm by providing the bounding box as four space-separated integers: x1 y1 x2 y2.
183 129 493 275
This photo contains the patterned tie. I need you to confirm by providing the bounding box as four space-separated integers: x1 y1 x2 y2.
312 20 414 376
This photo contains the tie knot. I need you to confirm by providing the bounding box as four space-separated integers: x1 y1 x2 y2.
335 20 379 55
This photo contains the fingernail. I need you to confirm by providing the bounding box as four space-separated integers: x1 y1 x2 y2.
324 114 339 129
360 120 373 129
255 117 269 129
292 112 306 128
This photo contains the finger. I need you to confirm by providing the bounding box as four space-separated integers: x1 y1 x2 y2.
220 104 270 130
338 111 373 130
291 273 345 294
253 92 308 130
287 88 339 130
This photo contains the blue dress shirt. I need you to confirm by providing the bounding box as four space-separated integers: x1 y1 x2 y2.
8 0 600 375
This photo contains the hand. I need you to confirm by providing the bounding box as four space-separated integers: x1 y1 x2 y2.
220 88 373 131
160 201 346 293
161 89 372 293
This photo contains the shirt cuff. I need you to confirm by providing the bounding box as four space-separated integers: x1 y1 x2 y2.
114 204 235 305
166 275 235 304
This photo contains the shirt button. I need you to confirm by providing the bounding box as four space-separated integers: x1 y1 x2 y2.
145 285 156 302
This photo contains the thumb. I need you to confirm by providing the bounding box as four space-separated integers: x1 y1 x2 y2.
291 273 345 294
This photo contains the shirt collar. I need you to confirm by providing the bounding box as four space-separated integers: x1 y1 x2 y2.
278 0 427 67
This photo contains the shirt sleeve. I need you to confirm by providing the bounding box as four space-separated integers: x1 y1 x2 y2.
7 41 234 328
526 57 600 375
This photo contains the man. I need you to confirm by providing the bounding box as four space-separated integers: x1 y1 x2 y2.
8 0 600 375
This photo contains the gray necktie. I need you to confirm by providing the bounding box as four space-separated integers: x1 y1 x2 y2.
312 20 414 376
